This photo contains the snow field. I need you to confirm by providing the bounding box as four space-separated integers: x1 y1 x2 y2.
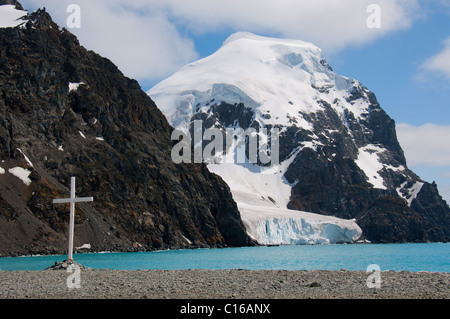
0 5 27 28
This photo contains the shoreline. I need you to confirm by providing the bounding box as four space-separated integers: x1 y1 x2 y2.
1 241 447 258
0 269 448 299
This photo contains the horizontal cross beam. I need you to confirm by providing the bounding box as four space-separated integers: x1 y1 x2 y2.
53 197 93 204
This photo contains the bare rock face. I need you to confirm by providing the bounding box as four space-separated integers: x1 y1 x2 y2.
0 3 252 256
282 98 450 243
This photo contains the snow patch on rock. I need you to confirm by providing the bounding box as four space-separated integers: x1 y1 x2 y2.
8 167 32 186
0 5 27 29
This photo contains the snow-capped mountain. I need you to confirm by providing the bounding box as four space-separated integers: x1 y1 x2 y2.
149 32 449 244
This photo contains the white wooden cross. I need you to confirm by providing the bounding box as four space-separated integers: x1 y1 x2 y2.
53 177 93 261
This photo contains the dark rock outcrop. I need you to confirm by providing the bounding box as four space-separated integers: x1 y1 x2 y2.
45 259 90 270
282 89 449 243
0 3 252 256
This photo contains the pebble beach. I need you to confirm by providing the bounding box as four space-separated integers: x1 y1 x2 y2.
0 269 448 299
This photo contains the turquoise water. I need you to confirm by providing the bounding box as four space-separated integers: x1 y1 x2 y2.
0 243 448 272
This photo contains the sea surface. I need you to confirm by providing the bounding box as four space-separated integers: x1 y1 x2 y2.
0 243 448 272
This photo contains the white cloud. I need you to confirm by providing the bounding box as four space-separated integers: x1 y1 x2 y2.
19 0 422 83
397 123 450 166
397 123 450 202
160 0 421 51
440 185 450 204
20 0 199 83
420 36 450 80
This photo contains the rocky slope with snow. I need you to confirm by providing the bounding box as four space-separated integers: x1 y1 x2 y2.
149 32 449 243
0 2 252 256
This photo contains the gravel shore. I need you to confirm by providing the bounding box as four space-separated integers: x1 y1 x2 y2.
0 269 448 299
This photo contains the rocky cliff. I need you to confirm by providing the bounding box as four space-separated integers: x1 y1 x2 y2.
0 2 252 256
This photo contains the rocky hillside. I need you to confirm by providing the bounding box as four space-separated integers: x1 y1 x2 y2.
150 32 450 243
0 2 252 256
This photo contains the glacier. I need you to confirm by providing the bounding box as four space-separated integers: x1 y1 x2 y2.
234 193 362 245
248 218 360 245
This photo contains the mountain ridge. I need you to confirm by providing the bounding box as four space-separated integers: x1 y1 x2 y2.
0 2 253 256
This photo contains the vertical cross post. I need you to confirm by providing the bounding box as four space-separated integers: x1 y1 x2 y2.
53 177 93 261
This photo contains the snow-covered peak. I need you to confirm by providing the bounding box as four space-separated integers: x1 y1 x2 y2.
215 31 332 84
0 4 27 28
149 32 363 130
221 31 320 55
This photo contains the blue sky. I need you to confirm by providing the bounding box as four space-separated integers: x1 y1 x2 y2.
18 0 450 202
328 8 450 126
